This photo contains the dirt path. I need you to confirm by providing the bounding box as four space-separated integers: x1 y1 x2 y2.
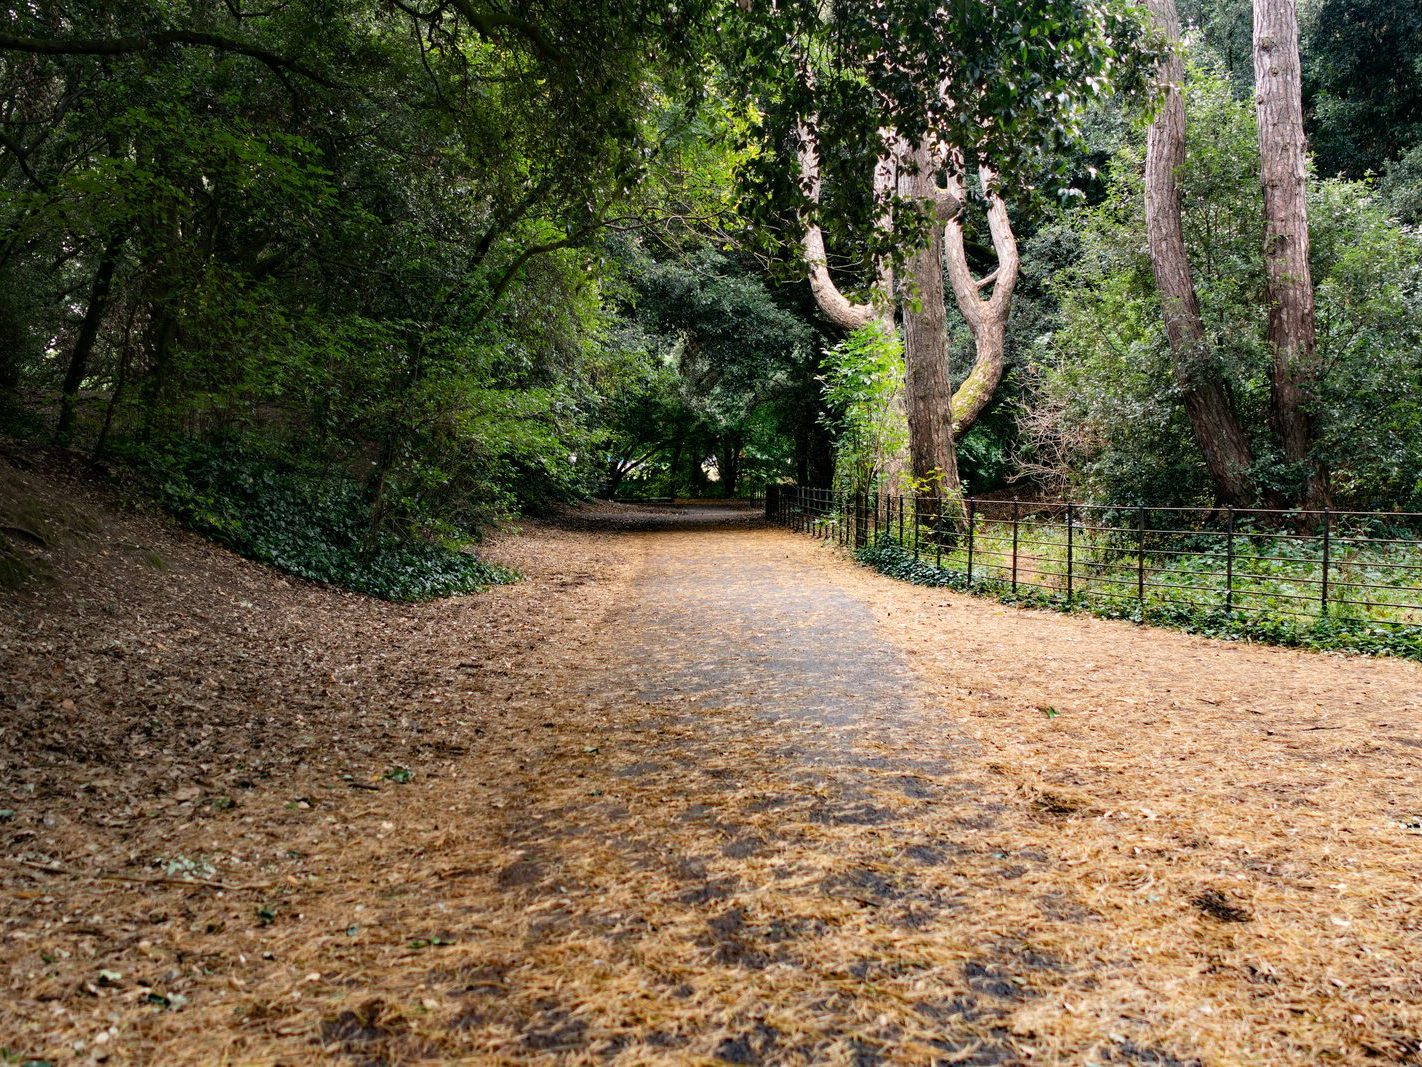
3 483 1422 1065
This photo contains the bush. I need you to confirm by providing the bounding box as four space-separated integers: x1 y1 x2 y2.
119 440 515 601
855 537 1422 662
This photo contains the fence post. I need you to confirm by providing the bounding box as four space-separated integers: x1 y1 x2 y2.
1225 506 1235 614
967 497 976 584
898 495 904 546
935 500 943 567
1066 501 1075 603
1137 504 1146 614
1321 508 1332 616
1011 499 1020 593
912 497 920 561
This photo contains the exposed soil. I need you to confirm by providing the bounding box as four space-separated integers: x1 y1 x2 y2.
3 460 1422 1065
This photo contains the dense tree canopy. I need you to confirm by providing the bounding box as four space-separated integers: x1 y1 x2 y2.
2 0 1421 595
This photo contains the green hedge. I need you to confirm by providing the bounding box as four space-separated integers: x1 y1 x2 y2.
120 441 515 601
855 538 1422 662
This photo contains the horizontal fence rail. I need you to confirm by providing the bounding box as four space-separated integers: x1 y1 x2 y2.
764 486 1422 628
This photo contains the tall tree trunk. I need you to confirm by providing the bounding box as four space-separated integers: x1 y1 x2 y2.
798 121 910 492
1145 0 1259 506
1253 0 1329 508
806 414 834 488
793 421 810 486
942 163 1019 440
667 435 685 496
898 141 962 508
56 232 122 445
139 310 179 440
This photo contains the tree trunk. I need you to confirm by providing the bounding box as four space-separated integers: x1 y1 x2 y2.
806 415 834 488
717 433 742 497
797 120 881 331
139 310 179 440
1145 0 1259 506
56 233 122 445
0 265 24 399
1253 0 1328 508
799 121 910 492
898 142 962 508
667 435 685 496
606 457 626 498
942 164 1019 440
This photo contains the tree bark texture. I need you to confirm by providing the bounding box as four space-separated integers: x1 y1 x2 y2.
1253 0 1329 508
898 141 962 503
1144 0 1258 506
797 120 880 331
942 164 1019 440
798 121 909 491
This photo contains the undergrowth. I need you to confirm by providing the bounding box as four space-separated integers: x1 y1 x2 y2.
115 440 516 601
856 538 1422 662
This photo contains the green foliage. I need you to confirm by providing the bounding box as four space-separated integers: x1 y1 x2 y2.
1378 144 1422 226
821 321 908 495
0 0 763 569
726 0 1152 277
856 538 1422 662
121 441 514 601
1303 0 1422 178
1024 62 1422 509
602 240 821 497
4 0 1420 557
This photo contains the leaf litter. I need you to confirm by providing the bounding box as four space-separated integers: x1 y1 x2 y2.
2 462 1422 1064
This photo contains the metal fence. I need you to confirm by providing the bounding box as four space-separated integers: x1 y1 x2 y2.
764 486 1422 626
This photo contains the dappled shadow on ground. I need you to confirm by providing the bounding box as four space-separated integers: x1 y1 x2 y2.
548 498 764 532
3 475 1422 1065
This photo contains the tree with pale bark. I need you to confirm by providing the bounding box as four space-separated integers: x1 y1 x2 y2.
798 126 1026 510
727 0 1142 508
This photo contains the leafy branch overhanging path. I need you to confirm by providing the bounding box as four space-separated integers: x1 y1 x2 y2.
2 491 1421 1064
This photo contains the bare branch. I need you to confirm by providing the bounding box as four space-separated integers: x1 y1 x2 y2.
797 119 878 331
444 1 564 64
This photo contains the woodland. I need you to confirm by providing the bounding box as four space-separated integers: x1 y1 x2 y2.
6 4 1422 1064
1 0 1419 600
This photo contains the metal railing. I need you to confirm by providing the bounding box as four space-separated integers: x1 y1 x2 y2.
764 486 1422 626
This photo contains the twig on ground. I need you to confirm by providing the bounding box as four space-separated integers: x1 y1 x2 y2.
13 859 274 892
